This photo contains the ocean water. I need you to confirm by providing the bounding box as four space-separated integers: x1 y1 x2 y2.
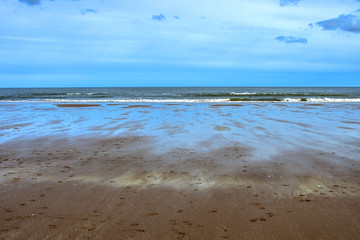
0 87 360 103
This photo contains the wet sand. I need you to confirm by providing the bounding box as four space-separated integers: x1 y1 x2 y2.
1 103 360 239
1 135 360 240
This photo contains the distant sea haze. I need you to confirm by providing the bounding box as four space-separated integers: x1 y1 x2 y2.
0 87 360 103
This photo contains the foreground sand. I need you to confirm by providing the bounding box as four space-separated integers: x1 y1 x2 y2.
1 135 360 240
1 103 360 239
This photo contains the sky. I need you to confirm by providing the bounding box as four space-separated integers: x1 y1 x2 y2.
0 0 360 87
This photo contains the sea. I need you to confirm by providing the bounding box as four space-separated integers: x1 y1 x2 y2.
0 87 360 103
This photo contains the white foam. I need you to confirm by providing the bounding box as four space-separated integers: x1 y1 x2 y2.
284 98 360 103
231 92 256 95
1 98 360 103
1 98 228 103
307 98 360 103
283 98 300 102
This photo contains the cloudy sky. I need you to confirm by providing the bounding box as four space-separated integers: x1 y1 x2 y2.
1 0 360 87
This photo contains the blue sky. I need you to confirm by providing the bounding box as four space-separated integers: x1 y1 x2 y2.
1 0 360 87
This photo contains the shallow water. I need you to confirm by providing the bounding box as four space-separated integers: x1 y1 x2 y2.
1 102 359 163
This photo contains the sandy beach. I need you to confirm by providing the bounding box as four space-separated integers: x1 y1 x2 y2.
1 102 360 239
